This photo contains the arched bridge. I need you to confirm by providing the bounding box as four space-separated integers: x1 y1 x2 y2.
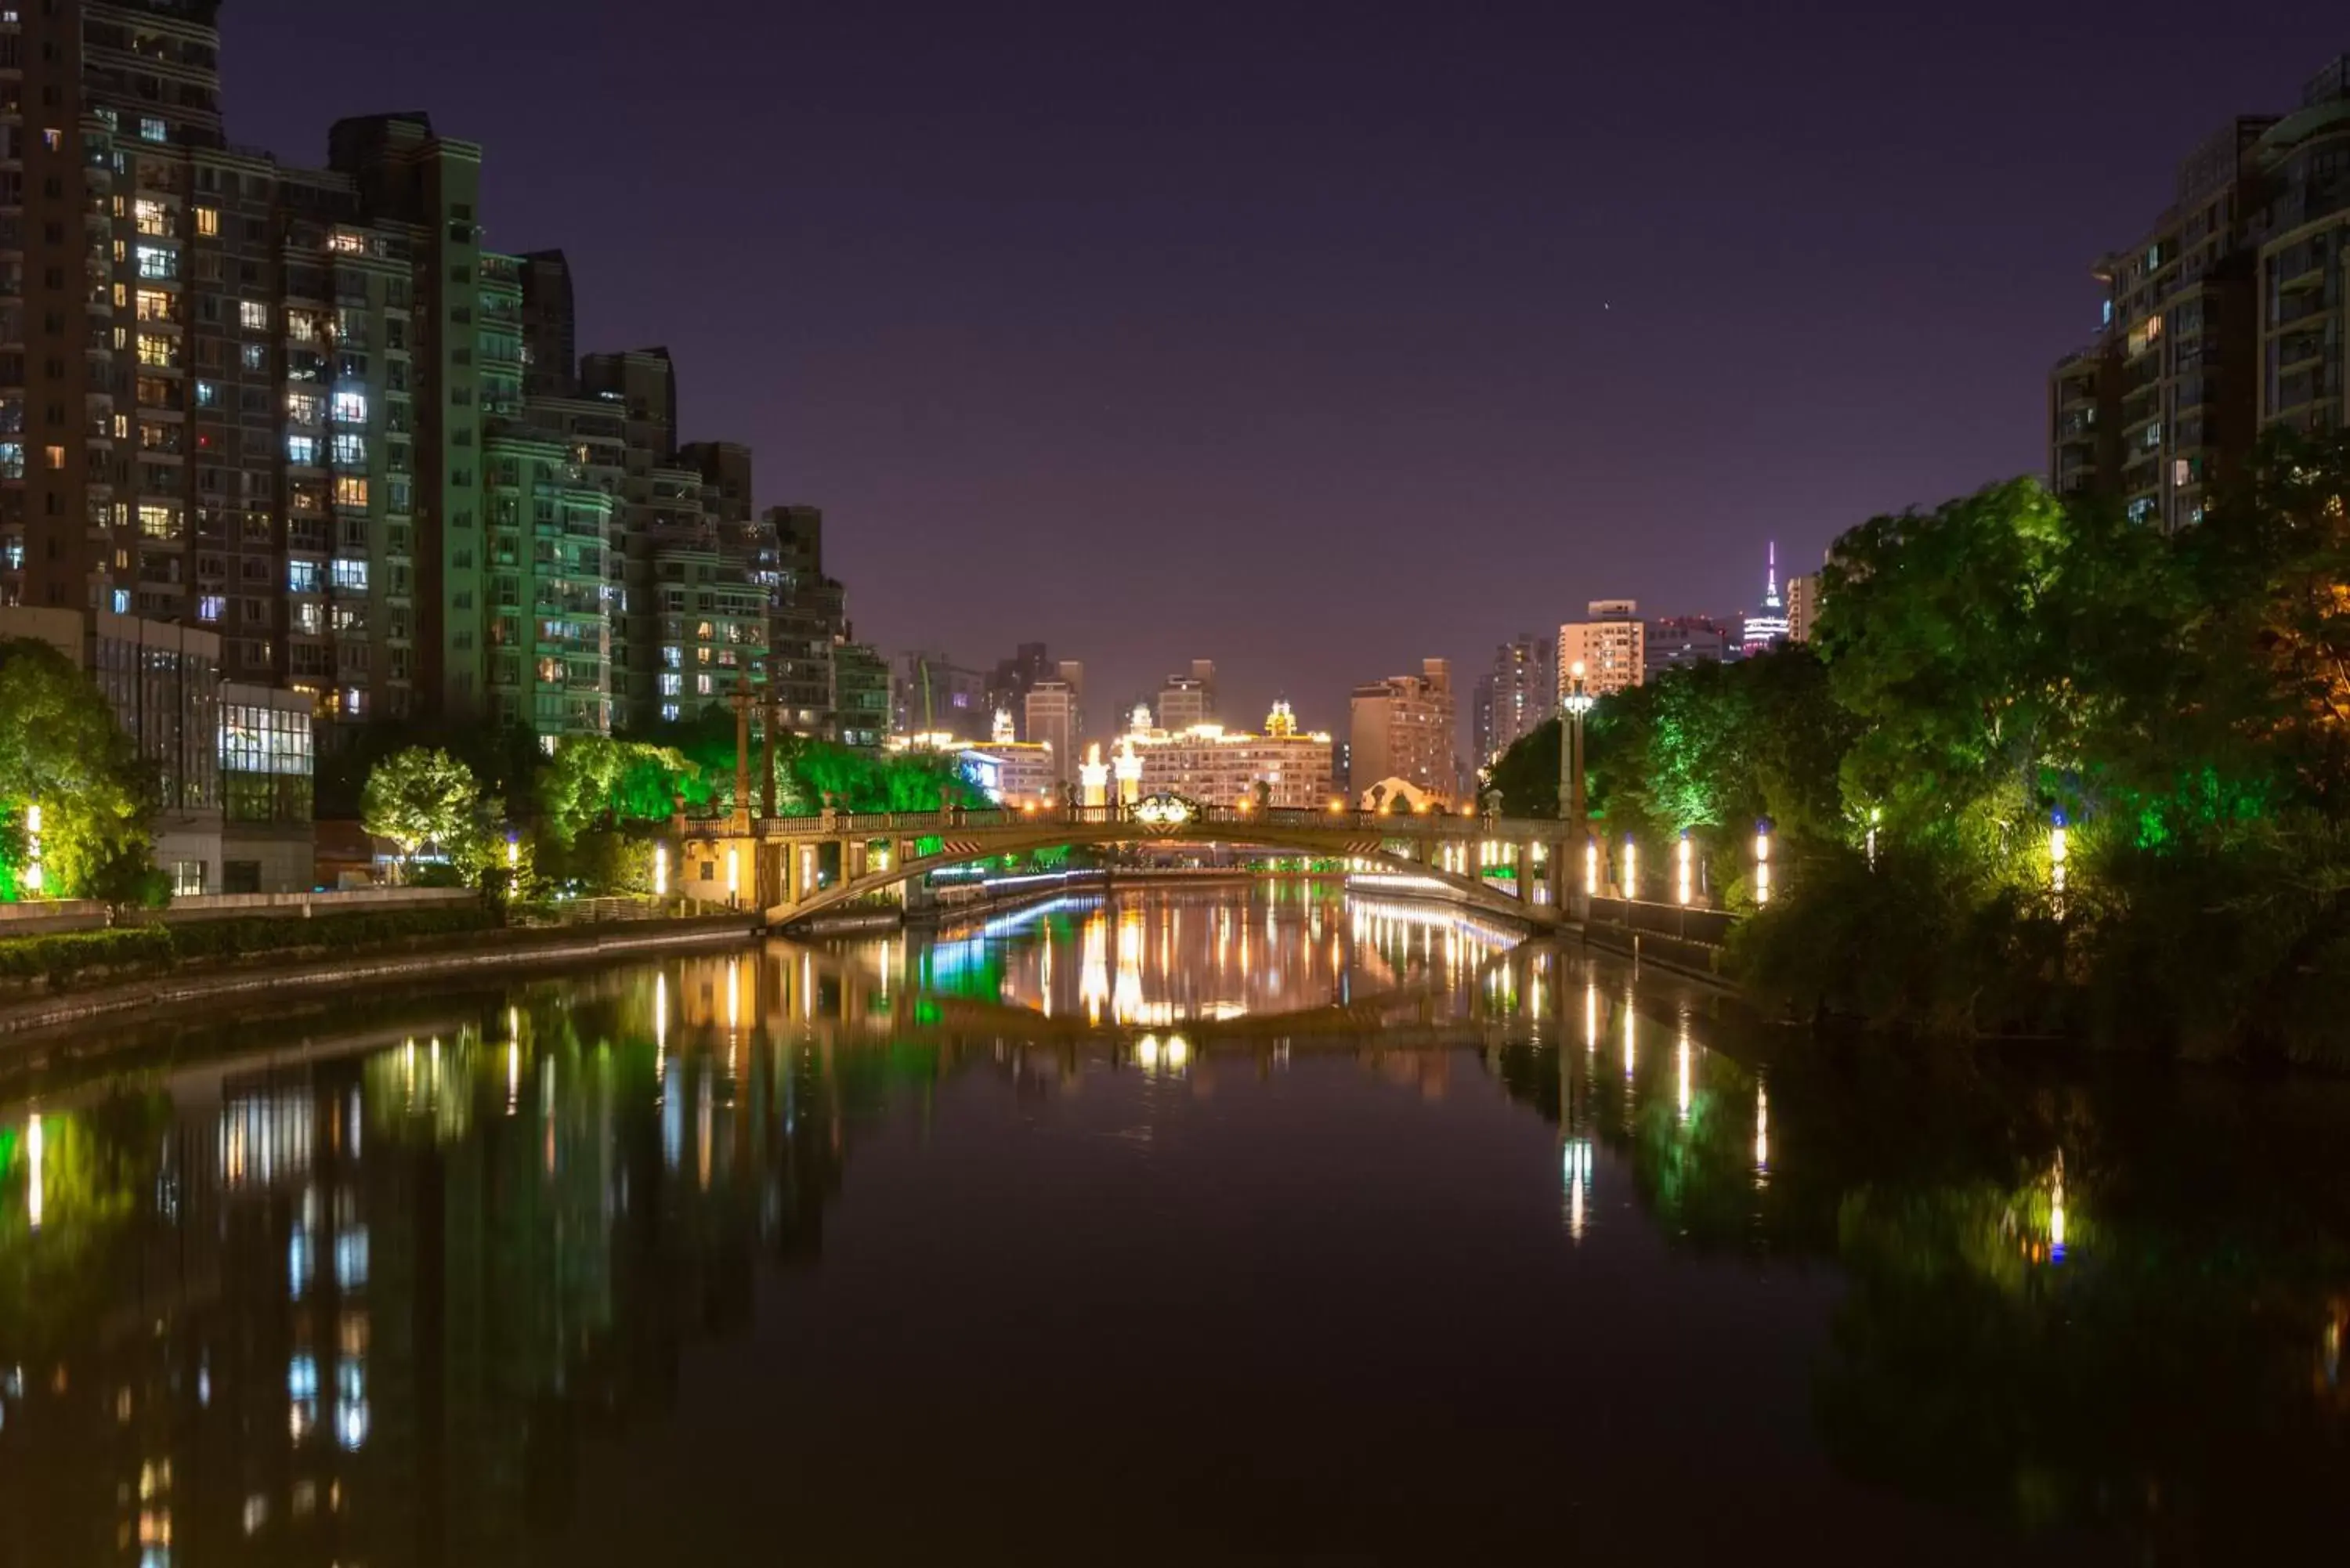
672 802 1581 931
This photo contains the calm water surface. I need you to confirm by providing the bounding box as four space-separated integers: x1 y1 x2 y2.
2 882 2348 1565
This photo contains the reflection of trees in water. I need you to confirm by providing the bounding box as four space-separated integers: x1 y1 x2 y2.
1486 1022 2350 1552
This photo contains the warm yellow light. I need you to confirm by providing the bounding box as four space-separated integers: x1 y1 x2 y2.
1584 839 1598 892
26 1111 42 1230
505 836 519 869
25 803 40 834
1328 797 1344 813
1676 833 1694 906
653 842 669 897
725 847 739 898
1623 840 1637 900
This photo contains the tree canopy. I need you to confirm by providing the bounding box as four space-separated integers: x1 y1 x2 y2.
0 638 159 901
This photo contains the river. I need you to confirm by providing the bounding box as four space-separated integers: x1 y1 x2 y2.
0 880 2345 1564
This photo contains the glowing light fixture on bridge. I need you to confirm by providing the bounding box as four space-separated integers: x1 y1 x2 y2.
725 847 740 902
653 842 669 898
1133 794 1194 830
1754 816 1773 908
1676 829 1694 907
1622 835 1637 901
1584 835 1598 895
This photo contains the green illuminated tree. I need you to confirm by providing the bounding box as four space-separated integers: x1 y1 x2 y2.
0 638 158 901
362 746 494 882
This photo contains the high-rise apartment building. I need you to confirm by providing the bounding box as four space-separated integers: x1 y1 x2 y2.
0 3 819 766
516 248 576 399
766 503 844 735
1349 657 1455 802
1473 634 1551 764
1558 601 1643 698
0 2 500 748
2048 57 2350 529
832 641 888 750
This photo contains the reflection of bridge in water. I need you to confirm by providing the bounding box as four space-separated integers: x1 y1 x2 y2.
668 802 1581 932
674 893 1553 1056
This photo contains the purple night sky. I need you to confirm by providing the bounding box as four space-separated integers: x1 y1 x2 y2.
226 0 2342 741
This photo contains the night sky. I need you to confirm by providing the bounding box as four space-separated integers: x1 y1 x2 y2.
228 1 2343 741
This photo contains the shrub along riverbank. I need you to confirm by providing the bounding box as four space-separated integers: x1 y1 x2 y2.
0 905 499 991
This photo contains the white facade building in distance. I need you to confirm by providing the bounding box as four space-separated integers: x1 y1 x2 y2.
1118 701 1336 808
1559 601 1643 698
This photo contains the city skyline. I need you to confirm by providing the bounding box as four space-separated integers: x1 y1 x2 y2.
214 1 2350 739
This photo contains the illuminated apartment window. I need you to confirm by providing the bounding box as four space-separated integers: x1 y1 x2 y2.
195 206 219 237
42 444 63 470
238 301 267 331
333 476 368 508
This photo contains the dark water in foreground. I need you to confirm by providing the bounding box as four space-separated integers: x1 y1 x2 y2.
1 883 2348 1565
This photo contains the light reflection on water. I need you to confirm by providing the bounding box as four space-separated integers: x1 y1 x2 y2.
0 882 2344 1563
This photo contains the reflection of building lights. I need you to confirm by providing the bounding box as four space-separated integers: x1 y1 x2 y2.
1165 1034 1191 1070
1585 836 1598 894
1676 1031 1691 1122
1585 981 1598 1052
1622 996 1636 1079
1561 1140 1593 1241
1136 1034 1161 1068
654 971 668 1060
25 1112 42 1230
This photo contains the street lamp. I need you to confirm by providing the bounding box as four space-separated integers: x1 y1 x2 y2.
2050 809 2069 912
1754 816 1773 907
653 841 670 898
1676 829 1694 907
1622 833 1638 902
1560 660 1596 824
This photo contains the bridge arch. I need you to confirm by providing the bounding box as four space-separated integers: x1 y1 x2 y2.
765 821 1558 931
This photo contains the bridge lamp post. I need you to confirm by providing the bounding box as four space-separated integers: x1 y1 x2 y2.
1753 816 1773 908
2050 809 2069 916
1676 829 1694 907
1622 833 1638 902
1560 663 1597 909
653 842 669 898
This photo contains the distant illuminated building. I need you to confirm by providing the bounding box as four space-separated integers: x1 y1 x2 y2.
1557 602 1643 698
1740 544 1791 654
1116 701 1336 807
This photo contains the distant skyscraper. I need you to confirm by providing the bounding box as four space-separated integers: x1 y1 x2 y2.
1558 602 1644 698
891 650 987 735
518 249 578 399
1156 659 1217 731
1474 634 1552 763
1645 616 1732 678
1349 658 1455 802
1024 679 1081 783
1741 545 1791 654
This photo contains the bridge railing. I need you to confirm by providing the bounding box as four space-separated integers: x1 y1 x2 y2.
752 803 1577 841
